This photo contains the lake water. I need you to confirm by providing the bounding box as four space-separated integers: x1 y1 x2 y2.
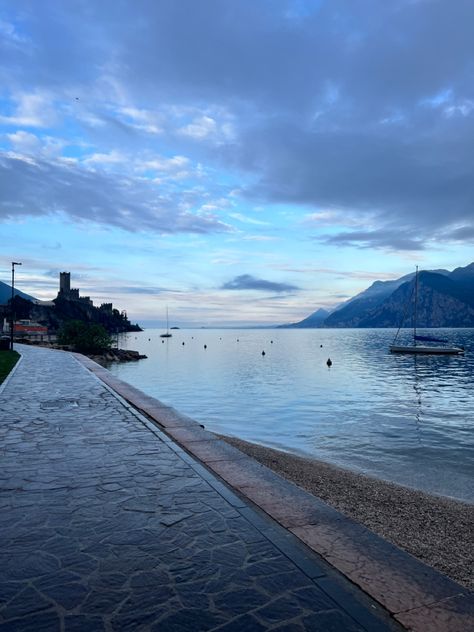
109 328 474 503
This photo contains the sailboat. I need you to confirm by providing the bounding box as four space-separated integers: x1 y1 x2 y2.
160 307 172 338
389 267 464 355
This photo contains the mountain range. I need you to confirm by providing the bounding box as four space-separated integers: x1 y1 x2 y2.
282 262 474 328
0 281 36 305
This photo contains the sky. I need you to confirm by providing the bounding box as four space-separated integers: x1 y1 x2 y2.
0 0 473 327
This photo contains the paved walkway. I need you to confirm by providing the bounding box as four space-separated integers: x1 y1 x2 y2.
0 345 401 631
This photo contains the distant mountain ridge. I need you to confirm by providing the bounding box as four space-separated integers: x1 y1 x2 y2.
0 281 36 305
282 262 474 328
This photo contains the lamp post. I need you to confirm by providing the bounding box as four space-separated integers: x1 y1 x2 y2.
10 261 22 351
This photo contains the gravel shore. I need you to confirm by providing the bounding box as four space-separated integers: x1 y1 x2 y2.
218 435 474 590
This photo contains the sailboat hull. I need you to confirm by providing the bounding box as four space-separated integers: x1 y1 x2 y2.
390 345 464 355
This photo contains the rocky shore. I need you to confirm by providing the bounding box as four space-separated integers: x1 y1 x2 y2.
86 348 147 365
219 434 473 590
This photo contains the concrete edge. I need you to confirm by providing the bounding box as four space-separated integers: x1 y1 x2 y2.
73 352 474 632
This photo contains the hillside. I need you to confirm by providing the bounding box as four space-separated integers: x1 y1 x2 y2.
283 262 474 328
0 282 142 334
279 308 329 328
0 281 36 305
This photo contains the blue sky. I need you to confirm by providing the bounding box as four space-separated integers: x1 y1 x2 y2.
1 0 473 326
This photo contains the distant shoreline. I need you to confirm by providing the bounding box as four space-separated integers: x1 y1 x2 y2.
218 434 473 590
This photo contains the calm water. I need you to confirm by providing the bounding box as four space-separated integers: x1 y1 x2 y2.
109 328 474 503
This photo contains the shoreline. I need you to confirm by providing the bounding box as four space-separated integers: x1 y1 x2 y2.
218 434 473 590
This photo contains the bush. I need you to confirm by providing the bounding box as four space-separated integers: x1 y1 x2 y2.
58 320 112 353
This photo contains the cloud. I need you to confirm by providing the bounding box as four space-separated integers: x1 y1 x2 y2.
222 274 300 292
445 225 474 242
108 286 170 295
322 228 426 251
2 1 474 251
0 92 57 127
0 152 231 235
228 212 269 226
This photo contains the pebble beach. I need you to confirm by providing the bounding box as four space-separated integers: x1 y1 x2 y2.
219 434 474 590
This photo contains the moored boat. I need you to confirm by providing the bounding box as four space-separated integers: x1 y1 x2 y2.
389 267 465 355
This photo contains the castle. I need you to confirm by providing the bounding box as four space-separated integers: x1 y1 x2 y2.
57 272 93 305
57 272 114 312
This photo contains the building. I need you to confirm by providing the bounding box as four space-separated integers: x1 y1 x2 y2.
57 272 93 306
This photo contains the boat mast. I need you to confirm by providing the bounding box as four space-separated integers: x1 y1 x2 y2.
413 266 418 345
166 306 169 335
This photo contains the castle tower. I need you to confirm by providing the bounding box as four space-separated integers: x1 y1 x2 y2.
59 272 71 294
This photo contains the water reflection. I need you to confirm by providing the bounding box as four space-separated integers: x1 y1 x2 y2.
110 328 474 502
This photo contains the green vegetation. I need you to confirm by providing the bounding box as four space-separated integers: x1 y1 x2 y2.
58 320 112 353
0 350 20 384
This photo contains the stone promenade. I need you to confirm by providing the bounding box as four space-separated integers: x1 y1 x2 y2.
0 344 403 631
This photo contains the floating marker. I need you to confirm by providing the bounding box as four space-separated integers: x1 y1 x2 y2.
327 358 332 367
182 342 185 346
204 344 207 349
270 340 273 344
262 350 266 356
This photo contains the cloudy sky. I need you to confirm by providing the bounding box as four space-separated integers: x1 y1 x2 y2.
1 0 473 326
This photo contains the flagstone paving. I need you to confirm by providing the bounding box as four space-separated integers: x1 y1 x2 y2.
0 345 401 631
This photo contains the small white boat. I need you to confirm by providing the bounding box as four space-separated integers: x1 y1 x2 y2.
389 344 464 355
390 267 464 355
160 307 172 338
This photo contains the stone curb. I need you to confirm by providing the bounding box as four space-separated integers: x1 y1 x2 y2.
73 352 474 632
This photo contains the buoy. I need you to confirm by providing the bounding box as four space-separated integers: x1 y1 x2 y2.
327 358 332 367
320 344 323 348
182 342 185 346
148 338 151 341
162 340 164 344
237 339 239 342
270 340 273 344
204 344 207 349
262 350 266 356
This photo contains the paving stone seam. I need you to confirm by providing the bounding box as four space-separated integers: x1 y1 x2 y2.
72 351 474 632
72 353 404 632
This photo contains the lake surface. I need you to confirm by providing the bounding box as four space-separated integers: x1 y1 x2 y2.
109 328 474 503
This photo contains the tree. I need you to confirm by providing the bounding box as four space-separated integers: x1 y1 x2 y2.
58 320 112 353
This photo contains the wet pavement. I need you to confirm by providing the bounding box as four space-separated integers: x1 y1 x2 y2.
1 345 404 631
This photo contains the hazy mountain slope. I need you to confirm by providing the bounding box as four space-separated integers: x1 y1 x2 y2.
279 307 329 328
282 262 474 328
0 281 36 305
360 272 474 328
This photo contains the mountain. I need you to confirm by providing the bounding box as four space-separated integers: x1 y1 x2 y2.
283 262 474 328
331 273 414 314
0 281 36 305
360 271 474 328
450 262 474 281
279 307 329 328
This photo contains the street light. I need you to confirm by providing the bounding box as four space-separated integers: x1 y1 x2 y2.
10 261 22 351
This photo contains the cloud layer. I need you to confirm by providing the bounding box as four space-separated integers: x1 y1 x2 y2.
222 275 299 293
1 0 474 250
